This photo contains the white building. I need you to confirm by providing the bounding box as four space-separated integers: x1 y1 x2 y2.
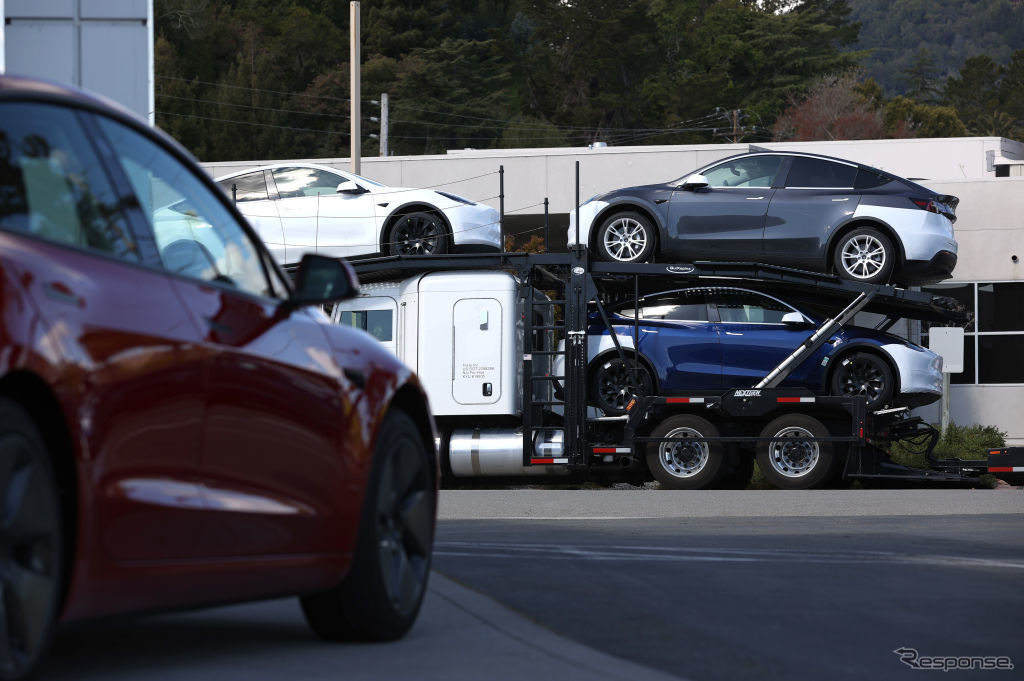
0 0 154 123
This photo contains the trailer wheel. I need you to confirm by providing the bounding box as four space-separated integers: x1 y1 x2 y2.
646 415 726 490
756 414 841 490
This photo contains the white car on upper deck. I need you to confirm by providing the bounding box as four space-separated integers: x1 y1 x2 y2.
214 163 501 265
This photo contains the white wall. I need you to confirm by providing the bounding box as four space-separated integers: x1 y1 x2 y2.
2 0 154 123
202 137 1024 216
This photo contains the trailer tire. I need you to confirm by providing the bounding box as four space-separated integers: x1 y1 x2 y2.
756 414 841 490
646 415 726 490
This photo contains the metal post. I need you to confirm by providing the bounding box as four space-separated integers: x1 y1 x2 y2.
574 161 580 253
543 197 549 251
350 1 360 174
231 183 237 205
941 372 951 437
379 92 388 157
499 165 505 251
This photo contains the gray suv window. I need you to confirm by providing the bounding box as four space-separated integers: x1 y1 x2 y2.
786 157 857 189
703 156 783 188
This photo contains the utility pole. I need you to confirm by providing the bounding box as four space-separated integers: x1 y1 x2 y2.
380 92 388 157
350 1 360 174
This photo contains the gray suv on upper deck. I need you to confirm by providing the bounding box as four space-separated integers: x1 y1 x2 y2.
568 151 958 285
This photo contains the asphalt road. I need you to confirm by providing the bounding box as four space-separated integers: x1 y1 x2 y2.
44 489 1022 680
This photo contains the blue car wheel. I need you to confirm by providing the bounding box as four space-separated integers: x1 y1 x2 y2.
590 357 654 415
830 352 894 411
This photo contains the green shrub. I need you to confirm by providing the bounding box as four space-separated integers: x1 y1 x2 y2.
890 422 1007 469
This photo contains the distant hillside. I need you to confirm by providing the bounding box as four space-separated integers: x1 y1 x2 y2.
847 0 1024 96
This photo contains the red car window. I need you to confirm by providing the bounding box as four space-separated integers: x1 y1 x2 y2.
0 102 139 262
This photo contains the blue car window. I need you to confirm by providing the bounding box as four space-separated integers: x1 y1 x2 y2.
632 291 709 321
714 291 791 324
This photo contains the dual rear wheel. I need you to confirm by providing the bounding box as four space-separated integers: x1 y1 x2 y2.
645 412 843 490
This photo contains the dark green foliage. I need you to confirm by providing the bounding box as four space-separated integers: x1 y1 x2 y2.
890 422 1008 471
152 0 1021 161
848 0 1024 98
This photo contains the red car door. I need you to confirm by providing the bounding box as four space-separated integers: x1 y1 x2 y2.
0 102 207 566
94 117 360 559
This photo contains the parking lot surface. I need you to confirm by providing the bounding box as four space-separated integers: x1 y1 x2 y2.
46 489 1021 680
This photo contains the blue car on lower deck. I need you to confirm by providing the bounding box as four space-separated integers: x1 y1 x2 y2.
579 286 942 414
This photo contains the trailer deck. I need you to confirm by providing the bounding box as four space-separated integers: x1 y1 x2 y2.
344 251 1009 489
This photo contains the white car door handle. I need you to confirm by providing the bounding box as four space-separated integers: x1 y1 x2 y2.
724 331 743 336
745 196 765 200
831 198 849 202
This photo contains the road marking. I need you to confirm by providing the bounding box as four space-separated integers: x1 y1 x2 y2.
434 541 1024 571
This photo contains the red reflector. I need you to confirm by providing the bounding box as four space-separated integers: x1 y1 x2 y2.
777 397 801 403
989 467 1012 473
859 427 864 438
666 397 689 403
593 448 618 453
531 458 556 464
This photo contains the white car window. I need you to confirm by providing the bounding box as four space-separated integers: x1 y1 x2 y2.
272 167 347 198
218 171 270 202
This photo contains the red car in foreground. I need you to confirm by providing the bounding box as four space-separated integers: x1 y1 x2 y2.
0 75 437 680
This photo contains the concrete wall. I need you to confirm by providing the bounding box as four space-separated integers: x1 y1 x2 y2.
928 177 1024 282
202 137 1024 216
1 0 154 123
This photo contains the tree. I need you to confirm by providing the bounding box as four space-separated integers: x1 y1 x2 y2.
773 71 884 141
884 96 967 139
944 56 1003 131
900 48 941 104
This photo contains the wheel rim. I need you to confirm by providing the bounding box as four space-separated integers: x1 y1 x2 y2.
0 435 60 676
839 234 886 279
657 427 709 478
596 362 651 413
375 440 433 616
835 357 886 405
602 218 648 262
392 215 444 255
766 426 819 478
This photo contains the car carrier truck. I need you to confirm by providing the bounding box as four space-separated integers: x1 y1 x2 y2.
334 250 1018 490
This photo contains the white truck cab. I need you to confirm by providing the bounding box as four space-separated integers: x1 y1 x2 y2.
331 270 551 418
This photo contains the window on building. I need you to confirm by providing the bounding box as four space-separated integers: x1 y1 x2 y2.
923 281 1024 385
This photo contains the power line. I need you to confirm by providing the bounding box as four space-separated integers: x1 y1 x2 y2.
157 111 349 136
157 92 351 120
